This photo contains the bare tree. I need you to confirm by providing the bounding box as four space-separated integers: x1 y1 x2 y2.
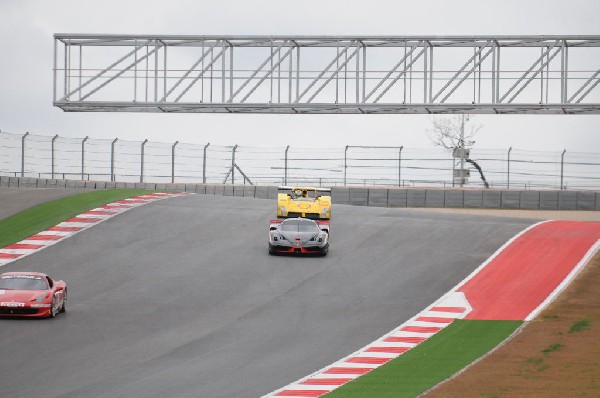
427 114 482 150
428 115 488 188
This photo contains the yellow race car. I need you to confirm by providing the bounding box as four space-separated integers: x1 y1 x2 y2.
277 186 332 220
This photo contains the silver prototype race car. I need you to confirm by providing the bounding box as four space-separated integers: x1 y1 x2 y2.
269 218 329 256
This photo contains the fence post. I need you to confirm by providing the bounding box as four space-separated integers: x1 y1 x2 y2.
398 145 403 186
231 145 238 185
51 134 59 179
111 138 118 182
81 136 88 180
560 149 566 190
344 145 349 186
507 146 512 189
203 143 210 183
140 139 148 183
284 145 290 185
171 141 179 183
21 132 29 177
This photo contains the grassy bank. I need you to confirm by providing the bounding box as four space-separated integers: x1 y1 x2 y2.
0 189 153 247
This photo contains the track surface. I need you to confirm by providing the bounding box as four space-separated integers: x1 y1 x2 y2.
0 194 533 398
0 188 85 220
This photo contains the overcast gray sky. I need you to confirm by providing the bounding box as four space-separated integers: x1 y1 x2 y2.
0 0 599 152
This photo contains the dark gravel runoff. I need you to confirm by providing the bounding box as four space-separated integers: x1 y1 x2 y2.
0 194 534 398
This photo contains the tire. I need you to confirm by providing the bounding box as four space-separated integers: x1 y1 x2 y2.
49 297 57 318
60 291 67 313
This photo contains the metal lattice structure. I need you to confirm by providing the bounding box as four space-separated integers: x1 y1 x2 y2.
53 35 600 114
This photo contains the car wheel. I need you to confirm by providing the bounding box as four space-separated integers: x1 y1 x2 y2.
49 297 57 318
60 291 67 313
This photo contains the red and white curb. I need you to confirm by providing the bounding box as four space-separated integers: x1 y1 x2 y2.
262 222 545 398
0 192 189 267
263 292 472 398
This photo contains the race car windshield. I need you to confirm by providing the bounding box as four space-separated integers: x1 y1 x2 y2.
280 220 319 233
0 276 47 290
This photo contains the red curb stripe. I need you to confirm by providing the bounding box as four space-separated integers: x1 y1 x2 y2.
345 357 392 365
4 243 44 250
47 226 83 232
116 200 145 204
66 217 100 223
384 336 426 344
460 221 600 320
300 378 352 386
416 316 454 324
0 253 23 259
400 325 442 333
101 205 129 209
430 306 466 313
274 390 329 397
365 346 410 354
25 234 63 241
323 367 372 375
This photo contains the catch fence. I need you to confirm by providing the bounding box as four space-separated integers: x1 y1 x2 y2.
0 130 598 190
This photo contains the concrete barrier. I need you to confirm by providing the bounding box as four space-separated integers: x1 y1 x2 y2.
2 177 598 210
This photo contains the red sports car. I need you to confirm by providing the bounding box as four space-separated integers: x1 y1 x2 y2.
0 272 67 318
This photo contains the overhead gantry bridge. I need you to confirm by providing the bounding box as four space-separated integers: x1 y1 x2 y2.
53 35 600 114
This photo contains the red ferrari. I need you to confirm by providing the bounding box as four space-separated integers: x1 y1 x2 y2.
0 272 67 318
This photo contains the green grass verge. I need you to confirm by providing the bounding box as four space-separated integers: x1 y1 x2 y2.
0 189 154 248
324 319 523 398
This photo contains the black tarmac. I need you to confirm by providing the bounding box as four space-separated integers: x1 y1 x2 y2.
0 193 534 398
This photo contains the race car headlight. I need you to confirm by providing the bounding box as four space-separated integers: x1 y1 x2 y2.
320 207 329 216
273 236 278 241
279 206 287 215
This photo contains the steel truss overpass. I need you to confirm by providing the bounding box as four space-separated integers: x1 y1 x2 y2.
53 35 600 114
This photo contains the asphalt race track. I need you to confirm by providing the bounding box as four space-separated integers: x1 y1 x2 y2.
0 193 535 398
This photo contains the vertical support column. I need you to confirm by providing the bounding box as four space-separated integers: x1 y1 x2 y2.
344 145 349 186
398 146 403 186
355 41 360 103
296 45 301 102
81 136 89 180
79 45 83 101
288 42 293 103
230 43 234 101
154 40 159 102
362 44 366 102
171 141 179 183
111 138 118 182
222 41 226 103
203 143 210 184
495 45 501 103
140 139 148 183
284 145 290 185
560 149 566 190
428 44 433 103
53 38 58 102
507 146 512 189
21 132 29 178
163 41 167 102
51 134 59 179
423 42 428 103
231 145 238 185
491 43 496 103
